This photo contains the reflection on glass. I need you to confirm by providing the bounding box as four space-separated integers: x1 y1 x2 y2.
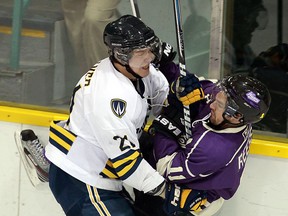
183 0 211 78
225 0 287 134
250 43 288 134
230 0 268 73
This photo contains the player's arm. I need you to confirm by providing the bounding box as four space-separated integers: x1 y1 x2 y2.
93 111 165 194
154 134 223 186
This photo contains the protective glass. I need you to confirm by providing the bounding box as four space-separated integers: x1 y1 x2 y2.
256 9 268 30
128 38 162 68
245 7 268 30
128 48 156 68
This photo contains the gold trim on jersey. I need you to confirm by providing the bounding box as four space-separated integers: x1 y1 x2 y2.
100 149 143 180
100 160 119 179
49 121 77 154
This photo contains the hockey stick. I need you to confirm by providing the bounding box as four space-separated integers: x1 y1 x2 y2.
130 0 141 18
173 0 192 138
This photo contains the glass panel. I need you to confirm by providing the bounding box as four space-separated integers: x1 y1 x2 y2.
1 0 287 137
183 0 212 78
0 0 70 112
222 0 288 135
136 0 213 78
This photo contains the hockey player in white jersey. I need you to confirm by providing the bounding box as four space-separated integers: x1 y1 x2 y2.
45 14 165 216
41 15 204 216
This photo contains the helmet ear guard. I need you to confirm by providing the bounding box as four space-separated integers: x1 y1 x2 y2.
149 38 163 64
223 108 244 125
113 47 132 65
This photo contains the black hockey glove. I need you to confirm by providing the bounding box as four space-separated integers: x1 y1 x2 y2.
164 184 207 215
149 112 186 145
170 73 205 106
149 99 188 145
155 42 177 68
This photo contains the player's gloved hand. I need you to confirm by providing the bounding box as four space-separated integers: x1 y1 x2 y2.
171 73 205 106
155 42 177 67
149 113 186 145
149 108 186 146
147 180 166 196
163 183 207 215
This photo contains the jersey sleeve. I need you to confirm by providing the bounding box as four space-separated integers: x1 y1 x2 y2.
153 132 227 186
158 62 180 84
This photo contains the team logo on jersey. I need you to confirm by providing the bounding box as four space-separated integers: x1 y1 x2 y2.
111 99 127 118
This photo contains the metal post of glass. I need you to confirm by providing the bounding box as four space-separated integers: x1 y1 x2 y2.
10 0 30 70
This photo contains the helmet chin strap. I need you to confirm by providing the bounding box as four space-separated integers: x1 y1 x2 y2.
124 64 143 79
221 114 244 128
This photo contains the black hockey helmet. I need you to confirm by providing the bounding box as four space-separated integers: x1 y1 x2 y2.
215 74 271 124
103 15 162 65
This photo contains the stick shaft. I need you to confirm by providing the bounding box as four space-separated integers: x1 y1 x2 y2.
173 0 192 138
130 0 141 18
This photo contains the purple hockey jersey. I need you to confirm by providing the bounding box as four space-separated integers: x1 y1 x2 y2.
154 63 253 203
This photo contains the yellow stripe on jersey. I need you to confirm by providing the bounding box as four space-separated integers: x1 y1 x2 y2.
110 149 143 180
101 169 118 179
100 160 119 179
107 159 113 167
50 121 76 141
116 158 138 178
49 132 71 151
112 150 140 168
49 121 77 154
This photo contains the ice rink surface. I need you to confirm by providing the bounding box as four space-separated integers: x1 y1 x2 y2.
1 120 288 216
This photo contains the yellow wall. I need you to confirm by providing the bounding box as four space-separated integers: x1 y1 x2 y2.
1 105 287 159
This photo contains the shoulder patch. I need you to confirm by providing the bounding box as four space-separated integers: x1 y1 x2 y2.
111 99 127 118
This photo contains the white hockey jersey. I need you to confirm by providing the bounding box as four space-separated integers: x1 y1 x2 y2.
45 58 169 193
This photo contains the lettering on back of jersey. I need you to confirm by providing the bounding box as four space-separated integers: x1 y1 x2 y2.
238 144 249 170
238 126 252 170
85 70 95 86
111 99 127 118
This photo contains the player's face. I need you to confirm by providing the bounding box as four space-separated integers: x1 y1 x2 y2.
209 91 227 125
128 48 155 77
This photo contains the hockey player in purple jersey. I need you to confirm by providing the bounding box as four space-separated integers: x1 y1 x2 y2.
149 62 271 215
